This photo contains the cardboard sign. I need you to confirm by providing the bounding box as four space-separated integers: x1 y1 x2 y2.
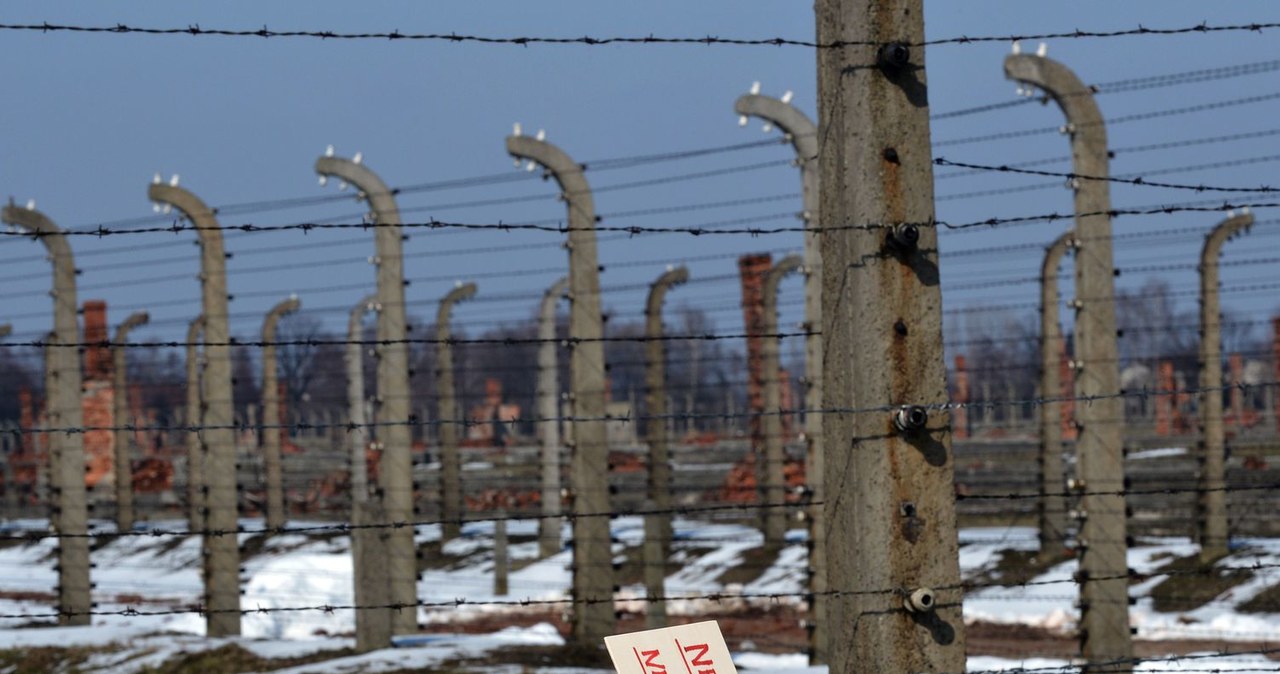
604 620 739 674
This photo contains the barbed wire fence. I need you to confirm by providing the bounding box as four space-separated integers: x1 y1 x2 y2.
0 13 1278 674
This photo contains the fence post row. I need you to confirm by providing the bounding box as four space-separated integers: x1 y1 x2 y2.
1005 53 1134 668
261 295 301 531
437 281 478 543
315 152 415 641
1197 211 1253 561
1 202 92 627
507 128 614 646
815 1 967 671
112 311 150 533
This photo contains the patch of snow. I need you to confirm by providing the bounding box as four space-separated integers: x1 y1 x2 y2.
1128 447 1188 460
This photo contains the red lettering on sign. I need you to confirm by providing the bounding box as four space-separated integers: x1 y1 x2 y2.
639 648 667 674
683 642 713 667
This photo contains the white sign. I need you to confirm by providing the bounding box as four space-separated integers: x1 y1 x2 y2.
604 620 739 674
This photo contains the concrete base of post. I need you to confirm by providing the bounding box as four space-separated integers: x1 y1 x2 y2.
643 502 667 629
353 499 392 652
494 512 509 597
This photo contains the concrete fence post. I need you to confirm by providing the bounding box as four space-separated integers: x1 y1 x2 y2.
261 295 301 531
346 295 378 507
493 511 509 596
642 265 689 628
507 128 614 645
815 2 967 670
112 311 150 532
184 316 206 533
1197 211 1253 561
148 180 241 637
317 151 415 640
43 335 61 532
537 277 569 558
437 282 478 542
1039 230 1074 556
3 203 92 627
761 254 802 547
1006 53 1133 668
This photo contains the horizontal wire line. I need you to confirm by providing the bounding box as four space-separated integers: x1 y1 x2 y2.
9 380 1277 435
5 199 1278 240
1 21 1277 48
934 157 1280 195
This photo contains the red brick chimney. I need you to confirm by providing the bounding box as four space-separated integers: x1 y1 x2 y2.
738 253 772 452
82 300 111 381
953 355 969 440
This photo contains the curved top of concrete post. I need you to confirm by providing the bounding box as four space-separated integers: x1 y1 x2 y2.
763 254 804 297
314 156 402 225
349 294 379 332
148 183 227 254
734 94 818 162
1202 211 1254 265
645 266 690 320
114 312 151 343
539 277 569 339
437 282 478 326
1 201 74 268
542 276 569 303
1004 55 1107 164
1041 229 1075 281
506 135 592 203
186 314 206 344
263 296 302 343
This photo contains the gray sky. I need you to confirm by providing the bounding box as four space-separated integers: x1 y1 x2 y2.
1 2 1277 367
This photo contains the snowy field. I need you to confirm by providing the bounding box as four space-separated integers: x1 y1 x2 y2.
0 517 1276 672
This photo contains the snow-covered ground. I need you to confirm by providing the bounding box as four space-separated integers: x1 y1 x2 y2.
0 518 1276 672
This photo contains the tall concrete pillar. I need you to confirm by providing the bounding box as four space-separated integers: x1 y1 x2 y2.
761 255 801 547
1039 231 1074 556
507 128 614 645
261 295 301 531
112 311 150 532
184 315 206 532
148 180 241 637
642 265 688 628
316 151 414 640
815 4 967 669
2 201 91 626
1197 211 1253 561
1006 53 1133 668
436 282 478 542
346 295 377 506
734 91 827 663
536 277 568 558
